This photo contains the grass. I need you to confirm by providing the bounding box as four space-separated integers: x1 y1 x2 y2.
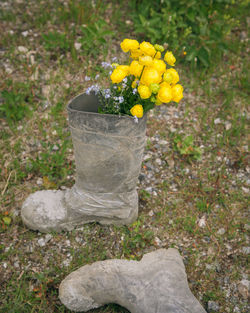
0 0 249 312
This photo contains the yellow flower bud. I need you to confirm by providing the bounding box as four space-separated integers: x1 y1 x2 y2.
150 83 160 94
140 67 162 86
155 51 161 59
154 44 164 52
157 85 172 103
111 63 119 68
110 68 128 84
165 68 179 85
130 104 143 118
120 39 139 53
152 59 166 74
129 61 143 77
164 51 176 66
138 85 152 99
155 99 162 106
139 55 153 66
139 41 156 56
172 84 183 103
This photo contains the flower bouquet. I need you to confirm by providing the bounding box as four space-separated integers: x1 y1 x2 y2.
21 39 183 233
93 38 183 121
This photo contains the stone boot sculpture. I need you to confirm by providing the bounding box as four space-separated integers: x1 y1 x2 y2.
21 93 147 232
59 248 207 313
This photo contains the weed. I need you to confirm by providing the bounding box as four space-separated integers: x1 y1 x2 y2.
174 134 202 160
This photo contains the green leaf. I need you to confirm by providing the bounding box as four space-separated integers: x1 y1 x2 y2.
3 217 11 225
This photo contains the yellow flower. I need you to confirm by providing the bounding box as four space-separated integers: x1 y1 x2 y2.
131 80 138 88
152 59 166 73
140 41 156 56
120 39 139 53
154 44 164 52
139 55 153 66
140 67 161 86
116 65 130 74
129 61 143 77
130 104 143 118
172 84 183 103
163 71 173 84
165 68 179 85
155 51 161 59
130 49 143 59
150 83 160 94
164 51 176 66
160 81 171 88
157 85 172 103
138 85 152 99
110 68 128 84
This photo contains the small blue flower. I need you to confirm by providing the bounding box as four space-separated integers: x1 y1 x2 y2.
101 62 112 69
118 96 124 103
133 116 138 123
133 88 137 94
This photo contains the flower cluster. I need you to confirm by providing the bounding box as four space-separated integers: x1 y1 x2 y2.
98 39 183 119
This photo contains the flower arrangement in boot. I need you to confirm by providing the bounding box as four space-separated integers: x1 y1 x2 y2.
97 39 183 122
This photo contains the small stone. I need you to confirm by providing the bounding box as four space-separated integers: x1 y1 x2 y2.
207 300 220 312
155 158 162 166
148 210 154 217
17 46 28 53
224 121 232 130
242 247 250 254
242 187 249 193
198 215 206 228
37 238 46 247
143 154 152 161
217 228 226 235
214 118 221 125
21 30 29 37
45 234 52 243
154 237 162 247
238 279 249 299
159 139 168 145
14 261 20 268
74 42 81 50
52 144 59 151
3 263 7 269
36 178 43 185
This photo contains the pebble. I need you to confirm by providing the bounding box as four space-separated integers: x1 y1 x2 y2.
242 247 250 254
37 238 46 247
17 46 28 53
148 210 154 217
36 178 43 185
217 228 226 235
214 118 222 125
52 144 59 151
207 300 220 312
238 279 249 299
74 42 81 50
225 121 232 130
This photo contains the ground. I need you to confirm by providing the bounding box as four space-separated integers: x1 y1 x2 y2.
0 1 249 312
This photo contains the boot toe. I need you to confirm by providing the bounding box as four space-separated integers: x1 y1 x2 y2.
21 190 67 232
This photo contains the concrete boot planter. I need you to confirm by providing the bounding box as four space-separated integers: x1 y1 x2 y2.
21 93 147 232
59 248 207 313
